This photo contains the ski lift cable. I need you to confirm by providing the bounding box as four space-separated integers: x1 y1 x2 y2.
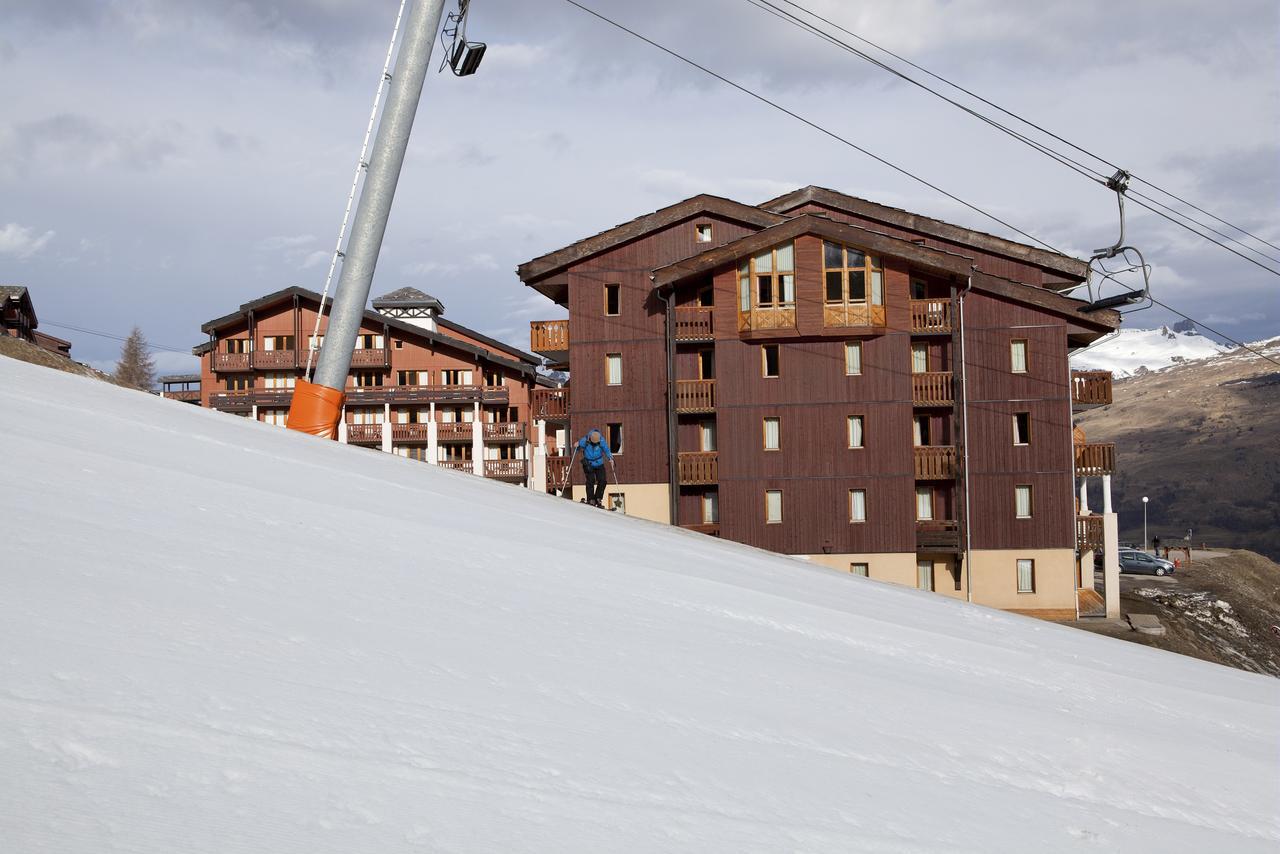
749 0 1280 270
770 0 1280 257
305 0 409 379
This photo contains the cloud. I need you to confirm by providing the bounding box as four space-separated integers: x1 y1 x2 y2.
0 223 55 259
1204 312 1266 326
0 113 182 175
255 234 316 252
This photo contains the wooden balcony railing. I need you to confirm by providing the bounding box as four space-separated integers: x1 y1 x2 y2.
675 379 715 413
251 350 296 369
484 459 527 480
738 305 796 333
546 455 569 490
682 523 721 537
914 445 957 479
677 451 718 485
391 423 431 442
162 389 201 403
530 319 569 355
532 387 570 420
1076 514 1104 553
437 422 474 442
346 423 383 444
350 348 390 368
822 303 887 328
483 422 526 442
912 371 953 406
909 299 951 333
1071 370 1113 408
1074 442 1116 476
674 306 714 341
916 520 961 551
211 352 251 372
437 459 472 472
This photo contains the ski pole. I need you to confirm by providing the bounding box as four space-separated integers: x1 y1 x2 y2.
609 457 618 485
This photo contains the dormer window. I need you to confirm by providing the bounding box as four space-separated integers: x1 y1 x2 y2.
737 241 796 331
823 241 885 327
695 223 713 243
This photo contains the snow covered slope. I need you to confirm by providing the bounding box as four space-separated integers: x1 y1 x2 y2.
1071 326 1228 377
1 357 1277 853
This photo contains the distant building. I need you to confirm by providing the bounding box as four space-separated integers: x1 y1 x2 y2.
159 374 202 404
191 286 561 489
517 186 1123 620
1 285 72 357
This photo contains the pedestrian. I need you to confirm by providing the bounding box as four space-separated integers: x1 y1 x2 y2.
573 428 613 508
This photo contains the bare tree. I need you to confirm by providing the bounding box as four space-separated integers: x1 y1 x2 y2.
114 327 157 391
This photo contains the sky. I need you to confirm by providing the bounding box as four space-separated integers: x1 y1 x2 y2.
1 0 1276 376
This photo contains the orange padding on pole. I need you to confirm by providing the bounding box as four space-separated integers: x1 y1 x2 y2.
286 379 345 440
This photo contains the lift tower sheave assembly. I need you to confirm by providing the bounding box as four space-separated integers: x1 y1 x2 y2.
288 0 449 438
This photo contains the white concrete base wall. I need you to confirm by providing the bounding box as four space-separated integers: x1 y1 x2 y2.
568 482 670 524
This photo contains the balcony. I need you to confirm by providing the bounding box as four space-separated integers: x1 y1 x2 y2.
483 422 527 442
211 352 251 373
1076 514 1104 553
912 371 953 406
674 306 714 341
738 305 796 333
677 451 718 485
1074 442 1116 476
346 423 383 444
546 455 569 491
251 350 297 370
350 348 390 368
909 299 951 334
532 387 570 420
1071 370 1113 409
484 459 527 481
344 385 509 406
916 520 961 552
682 523 721 537
437 422 474 442
391 423 431 443
530 320 569 365
208 389 294 412
914 445 957 480
675 379 715 413
437 459 472 472
822 303 887 329
162 389 201 403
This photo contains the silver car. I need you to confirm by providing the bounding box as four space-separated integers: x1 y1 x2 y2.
1118 550 1176 576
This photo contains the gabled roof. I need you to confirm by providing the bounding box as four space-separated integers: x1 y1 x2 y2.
372 287 446 314
758 185 1089 282
0 285 35 327
652 215 1118 332
517 194 787 285
196 286 539 374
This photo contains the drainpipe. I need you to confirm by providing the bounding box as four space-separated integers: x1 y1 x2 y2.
958 272 974 603
660 281 678 527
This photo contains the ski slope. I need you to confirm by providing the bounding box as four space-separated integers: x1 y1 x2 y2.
1 357 1277 853
1070 326 1228 377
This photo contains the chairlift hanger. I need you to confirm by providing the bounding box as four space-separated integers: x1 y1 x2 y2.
440 0 487 76
1084 169 1151 314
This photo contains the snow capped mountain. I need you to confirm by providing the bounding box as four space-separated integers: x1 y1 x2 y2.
1071 323 1230 377
2 357 1278 853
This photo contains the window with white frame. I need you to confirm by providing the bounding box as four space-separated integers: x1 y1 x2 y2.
763 417 780 451
917 559 934 591
348 407 383 425
700 420 717 451
1017 558 1035 593
441 369 473 386
1015 484 1033 518
605 353 622 386
262 372 295 390
739 242 796 312
398 369 428 386
351 371 383 387
355 333 385 350
259 408 288 427
915 486 934 521
261 335 293 351
1010 339 1028 373
1013 411 1031 445
847 415 864 449
849 488 867 523
851 562 869 577
702 491 719 524
225 338 252 354
695 223 713 243
845 341 862 375
765 490 783 524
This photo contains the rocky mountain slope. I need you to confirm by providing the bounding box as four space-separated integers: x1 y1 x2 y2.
1075 335 1280 560
1070 322 1227 377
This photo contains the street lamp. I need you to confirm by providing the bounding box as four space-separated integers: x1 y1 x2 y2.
1142 496 1149 552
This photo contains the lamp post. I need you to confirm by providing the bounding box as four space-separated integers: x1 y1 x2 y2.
1142 496 1149 553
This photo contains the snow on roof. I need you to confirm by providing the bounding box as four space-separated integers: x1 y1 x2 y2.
1 358 1276 853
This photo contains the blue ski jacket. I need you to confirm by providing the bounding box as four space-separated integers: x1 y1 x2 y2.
577 429 613 469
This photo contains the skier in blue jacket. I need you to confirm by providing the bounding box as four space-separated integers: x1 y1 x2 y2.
575 428 613 507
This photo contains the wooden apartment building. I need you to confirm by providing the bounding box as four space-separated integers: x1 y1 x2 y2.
518 186 1123 619
190 286 550 486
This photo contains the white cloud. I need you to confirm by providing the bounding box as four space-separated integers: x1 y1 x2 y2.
255 234 315 252
0 222 55 259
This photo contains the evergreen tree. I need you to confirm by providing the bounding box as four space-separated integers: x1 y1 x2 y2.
114 327 157 391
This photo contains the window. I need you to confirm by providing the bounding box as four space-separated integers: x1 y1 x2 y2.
348 407 383 425
262 372 295 390
605 353 622 386
398 369 428 386
1015 484 1033 519
763 417 780 451
604 283 620 316
738 242 796 329
260 408 288 427
306 334 324 352
396 408 428 424
225 338 252 354
851 563 869 578
607 422 623 454
1013 412 1031 445
698 349 715 379
1011 339 1028 373
394 338 404 349
917 560 934 591
1017 559 1035 593
355 333 385 350
697 286 714 307
849 488 867 523
847 415 864 449
439 444 473 462
823 241 884 326
911 343 929 374
261 335 293 351
224 376 253 391
395 445 429 461
764 490 783 523
911 279 927 299
483 368 504 387
761 344 779 378
915 486 934 521
695 223 713 243
700 420 717 452
352 371 383 388
441 369 473 386
702 491 719 524
913 416 931 447
607 492 626 513
844 341 862 375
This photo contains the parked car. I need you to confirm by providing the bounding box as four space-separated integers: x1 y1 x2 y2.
1117 550 1176 576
